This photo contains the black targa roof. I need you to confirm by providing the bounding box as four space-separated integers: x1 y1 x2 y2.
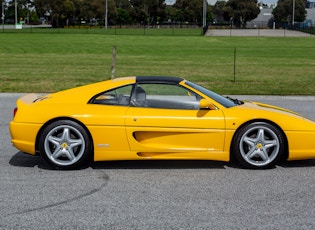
136 76 183 84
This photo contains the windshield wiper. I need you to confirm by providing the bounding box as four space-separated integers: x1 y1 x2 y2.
226 96 243 105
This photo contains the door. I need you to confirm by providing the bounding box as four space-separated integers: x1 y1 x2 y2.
125 83 225 156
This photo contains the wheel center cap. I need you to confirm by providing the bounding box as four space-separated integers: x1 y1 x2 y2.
61 142 68 148
257 143 263 149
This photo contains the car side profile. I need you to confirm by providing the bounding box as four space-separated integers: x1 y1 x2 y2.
10 76 315 169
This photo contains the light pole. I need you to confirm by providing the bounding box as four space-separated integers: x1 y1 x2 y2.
292 0 295 26
105 0 108 29
15 0 17 25
202 0 207 28
2 2 4 32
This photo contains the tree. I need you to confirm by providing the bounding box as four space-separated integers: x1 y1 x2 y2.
34 0 74 27
129 0 166 25
33 0 50 22
34 0 117 27
173 0 204 24
4 0 36 24
116 8 131 25
116 0 132 25
115 0 132 21
165 4 177 24
30 0 215 27
213 0 227 24
91 0 117 25
223 0 260 28
273 0 306 25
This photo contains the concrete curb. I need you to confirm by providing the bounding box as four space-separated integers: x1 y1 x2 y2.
205 29 314 37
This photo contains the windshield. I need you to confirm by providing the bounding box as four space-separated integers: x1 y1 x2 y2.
185 81 237 108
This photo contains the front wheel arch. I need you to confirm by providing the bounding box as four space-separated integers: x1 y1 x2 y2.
231 119 288 169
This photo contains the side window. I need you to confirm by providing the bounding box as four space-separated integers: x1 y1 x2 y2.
131 83 202 110
91 85 133 106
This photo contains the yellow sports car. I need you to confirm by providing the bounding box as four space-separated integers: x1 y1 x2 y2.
10 76 315 169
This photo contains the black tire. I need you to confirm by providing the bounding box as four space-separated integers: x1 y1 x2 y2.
232 122 285 169
39 120 92 170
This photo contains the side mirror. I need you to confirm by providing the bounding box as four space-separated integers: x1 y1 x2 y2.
199 99 217 110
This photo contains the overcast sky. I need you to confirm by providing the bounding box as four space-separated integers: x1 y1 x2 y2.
166 0 278 5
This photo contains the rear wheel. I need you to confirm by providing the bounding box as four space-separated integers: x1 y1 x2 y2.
39 120 92 170
232 122 285 169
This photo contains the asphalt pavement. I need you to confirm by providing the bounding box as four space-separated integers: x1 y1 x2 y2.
1 93 314 229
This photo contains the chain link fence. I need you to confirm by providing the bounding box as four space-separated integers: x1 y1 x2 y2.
0 23 205 36
1 21 314 36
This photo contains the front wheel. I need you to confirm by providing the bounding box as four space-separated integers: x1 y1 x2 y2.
232 122 285 169
39 120 92 170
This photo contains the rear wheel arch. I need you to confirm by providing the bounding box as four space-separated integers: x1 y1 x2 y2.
35 117 94 156
230 119 288 168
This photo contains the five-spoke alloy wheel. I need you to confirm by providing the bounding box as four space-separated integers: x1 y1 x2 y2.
39 120 92 170
232 122 285 169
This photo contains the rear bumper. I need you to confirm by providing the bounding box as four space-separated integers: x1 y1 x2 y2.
10 121 41 155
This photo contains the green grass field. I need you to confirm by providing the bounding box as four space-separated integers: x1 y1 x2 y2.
0 31 314 95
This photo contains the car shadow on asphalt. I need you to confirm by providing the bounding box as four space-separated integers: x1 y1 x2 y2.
9 151 53 170
278 159 315 168
90 160 228 170
9 151 315 170
9 151 230 170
